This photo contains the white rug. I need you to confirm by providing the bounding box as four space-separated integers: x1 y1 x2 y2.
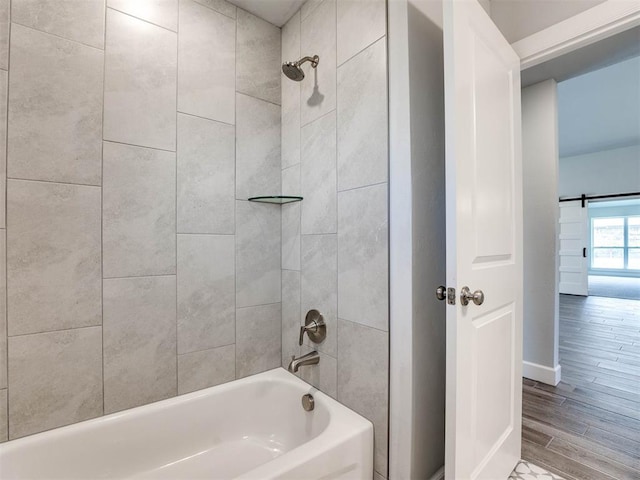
509 460 565 480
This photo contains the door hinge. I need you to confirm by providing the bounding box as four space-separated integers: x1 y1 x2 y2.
447 287 456 305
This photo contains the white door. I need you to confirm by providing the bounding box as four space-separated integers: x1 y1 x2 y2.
558 200 589 295
444 1 523 478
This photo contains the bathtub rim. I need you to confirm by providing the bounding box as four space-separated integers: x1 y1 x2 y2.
0 367 374 479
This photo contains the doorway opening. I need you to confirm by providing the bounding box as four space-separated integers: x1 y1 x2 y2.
521 36 640 479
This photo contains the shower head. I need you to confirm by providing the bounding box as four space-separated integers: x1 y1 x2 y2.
282 55 319 81
282 62 305 81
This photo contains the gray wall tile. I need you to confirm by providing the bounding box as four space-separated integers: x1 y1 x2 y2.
193 0 236 18
103 276 177 413
103 276 177 414
178 344 235 394
0 70 5 227
177 234 235 354
338 183 388 331
177 113 235 234
236 303 281 378
178 0 235 124
236 200 281 308
301 234 337 357
0 231 5 389
301 111 337 234
8 25 103 185
0 389 6 442
338 319 388 477
299 345 337 399
337 38 388 191
108 0 178 31
281 12 301 170
104 9 177 151
300 0 323 24
282 165 301 270
236 93 281 201
103 142 176 278
300 0 336 126
7 180 101 336
236 9 281 105
0 0 8 70
282 1 390 474
282 270 301 366
11 0 104 49
8 327 103 439
336 0 386 66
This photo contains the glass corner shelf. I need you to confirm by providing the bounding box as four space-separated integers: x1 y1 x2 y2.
248 195 303 204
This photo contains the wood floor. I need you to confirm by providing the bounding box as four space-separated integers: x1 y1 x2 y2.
521 294 640 480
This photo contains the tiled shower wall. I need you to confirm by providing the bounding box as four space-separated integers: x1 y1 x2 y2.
0 0 282 441
279 0 390 478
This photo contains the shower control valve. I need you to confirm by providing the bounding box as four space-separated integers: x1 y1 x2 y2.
298 309 327 346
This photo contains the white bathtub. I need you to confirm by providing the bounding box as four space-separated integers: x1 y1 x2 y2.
0 368 373 479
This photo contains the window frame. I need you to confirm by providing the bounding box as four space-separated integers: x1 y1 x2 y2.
591 215 640 271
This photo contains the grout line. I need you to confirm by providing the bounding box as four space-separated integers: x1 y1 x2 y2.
235 90 282 108
3 0 10 440
9 20 105 51
336 33 386 70
106 7 178 35
176 232 235 236
237 301 282 311
7 177 100 188
281 161 301 173
333 0 340 403
339 316 390 335
337 180 388 195
102 139 176 154
100 0 107 417
2 0 10 434
8 324 102 339
177 110 235 127
192 0 237 22
233 9 238 382
175 0 180 397
300 106 336 129
103 273 177 281
177 342 236 358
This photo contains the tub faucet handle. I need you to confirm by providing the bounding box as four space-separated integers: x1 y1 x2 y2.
298 309 327 346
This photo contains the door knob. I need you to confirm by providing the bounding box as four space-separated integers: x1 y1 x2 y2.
460 286 484 306
436 285 446 301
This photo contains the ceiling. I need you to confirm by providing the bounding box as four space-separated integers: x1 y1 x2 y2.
227 0 305 26
522 26 640 87
558 55 640 158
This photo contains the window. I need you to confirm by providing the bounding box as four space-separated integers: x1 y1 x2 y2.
591 216 640 270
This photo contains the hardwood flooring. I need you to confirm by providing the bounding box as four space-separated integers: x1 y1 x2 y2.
521 294 640 480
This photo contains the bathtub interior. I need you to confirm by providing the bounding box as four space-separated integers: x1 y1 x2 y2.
0 370 334 479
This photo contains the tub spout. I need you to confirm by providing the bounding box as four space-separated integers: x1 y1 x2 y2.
288 351 320 373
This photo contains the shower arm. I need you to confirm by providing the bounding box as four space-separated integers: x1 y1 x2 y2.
297 55 319 68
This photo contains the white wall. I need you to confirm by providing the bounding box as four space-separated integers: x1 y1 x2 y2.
490 0 606 43
389 0 446 478
559 144 640 197
407 0 447 476
522 80 561 384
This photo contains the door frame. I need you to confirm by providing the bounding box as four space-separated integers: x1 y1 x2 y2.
388 1 640 479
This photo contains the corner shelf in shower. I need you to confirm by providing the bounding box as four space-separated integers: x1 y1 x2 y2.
248 196 303 204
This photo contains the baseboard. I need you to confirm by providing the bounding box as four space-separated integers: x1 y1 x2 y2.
429 466 445 480
523 361 561 386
